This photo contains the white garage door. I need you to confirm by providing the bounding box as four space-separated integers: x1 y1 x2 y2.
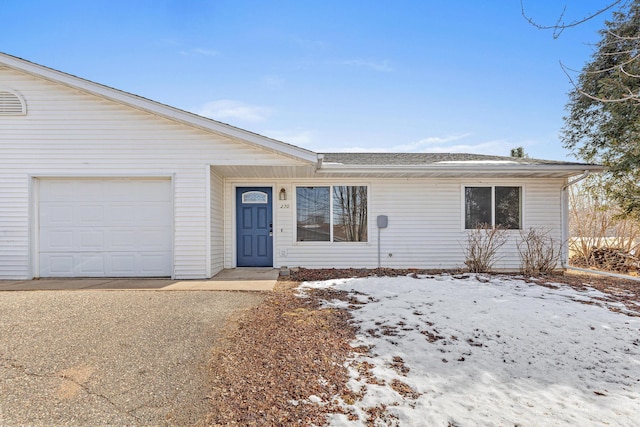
39 178 173 277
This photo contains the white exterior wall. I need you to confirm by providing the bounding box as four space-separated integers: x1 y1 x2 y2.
225 178 564 271
0 67 303 279
210 169 224 276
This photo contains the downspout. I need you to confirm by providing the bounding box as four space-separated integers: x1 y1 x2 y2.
316 154 324 171
560 170 590 268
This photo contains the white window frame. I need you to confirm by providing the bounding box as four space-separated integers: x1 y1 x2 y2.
461 184 524 230
294 184 370 244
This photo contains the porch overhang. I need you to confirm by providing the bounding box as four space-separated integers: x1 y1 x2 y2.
212 162 605 179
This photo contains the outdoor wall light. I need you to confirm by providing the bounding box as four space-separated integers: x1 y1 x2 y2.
279 187 287 200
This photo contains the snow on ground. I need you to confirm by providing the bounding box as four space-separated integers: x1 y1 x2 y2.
298 274 640 426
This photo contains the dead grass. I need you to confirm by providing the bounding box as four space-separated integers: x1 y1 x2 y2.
200 280 357 426
534 270 640 316
202 268 640 425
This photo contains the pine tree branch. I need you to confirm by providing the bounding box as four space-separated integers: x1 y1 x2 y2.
620 64 640 78
561 61 640 103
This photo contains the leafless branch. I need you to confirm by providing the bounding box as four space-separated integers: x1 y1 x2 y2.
521 0 626 38
517 228 561 275
463 225 508 273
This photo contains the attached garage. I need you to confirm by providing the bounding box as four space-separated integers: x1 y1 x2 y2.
37 178 173 277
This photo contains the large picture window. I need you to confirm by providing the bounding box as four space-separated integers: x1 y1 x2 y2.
296 186 330 241
296 186 368 242
465 186 521 229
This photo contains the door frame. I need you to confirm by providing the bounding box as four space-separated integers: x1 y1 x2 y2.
233 185 275 267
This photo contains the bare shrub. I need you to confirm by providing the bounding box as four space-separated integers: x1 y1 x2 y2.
463 225 508 273
517 228 561 275
569 182 640 269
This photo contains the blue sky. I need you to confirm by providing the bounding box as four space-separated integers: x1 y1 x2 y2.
1 1 617 160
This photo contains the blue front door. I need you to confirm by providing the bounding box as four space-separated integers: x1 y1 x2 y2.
236 187 273 267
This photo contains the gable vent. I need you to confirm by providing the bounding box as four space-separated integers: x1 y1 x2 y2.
0 90 26 115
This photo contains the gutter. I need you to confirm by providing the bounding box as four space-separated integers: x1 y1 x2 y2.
315 163 604 176
560 170 590 268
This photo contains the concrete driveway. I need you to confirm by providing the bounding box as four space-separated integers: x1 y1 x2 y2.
0 268 280 291
0 290 266 426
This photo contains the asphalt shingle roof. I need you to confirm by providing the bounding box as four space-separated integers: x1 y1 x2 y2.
319 152 590 166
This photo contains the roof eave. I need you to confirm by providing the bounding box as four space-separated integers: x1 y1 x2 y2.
0 53 318 165
316 163 605 177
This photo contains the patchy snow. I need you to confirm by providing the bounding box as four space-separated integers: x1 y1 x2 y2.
298 274 640 426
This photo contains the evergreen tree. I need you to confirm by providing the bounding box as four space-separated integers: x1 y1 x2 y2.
561 0 640 219
510 147 528 158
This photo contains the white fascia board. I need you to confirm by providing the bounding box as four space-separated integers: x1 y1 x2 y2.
315 163 605 177
0 53 318 164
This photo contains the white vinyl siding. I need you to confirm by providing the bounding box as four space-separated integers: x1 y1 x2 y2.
0 67 303 279
230 178 562 271
210 168 224 276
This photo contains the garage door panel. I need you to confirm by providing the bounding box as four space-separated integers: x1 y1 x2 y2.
40 203 106 227
108 204 136 225
105 228 170 251
40 228 109 252
139 181 173 201
111 254 135 274
104 203 172 226
139 229 172 250
40 252 173 277
40 205 75 226
109 230 137 250
78 254 105 275
79 230 105 250
139 253 172 275
77 205 105 226
42 255 74 276
39 181 76 201
76 181 106 201
39 178 172 277
137 205 173 226
40 229 75 251
109 182 136 201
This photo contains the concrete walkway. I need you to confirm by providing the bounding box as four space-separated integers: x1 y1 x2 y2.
0 268 279 291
